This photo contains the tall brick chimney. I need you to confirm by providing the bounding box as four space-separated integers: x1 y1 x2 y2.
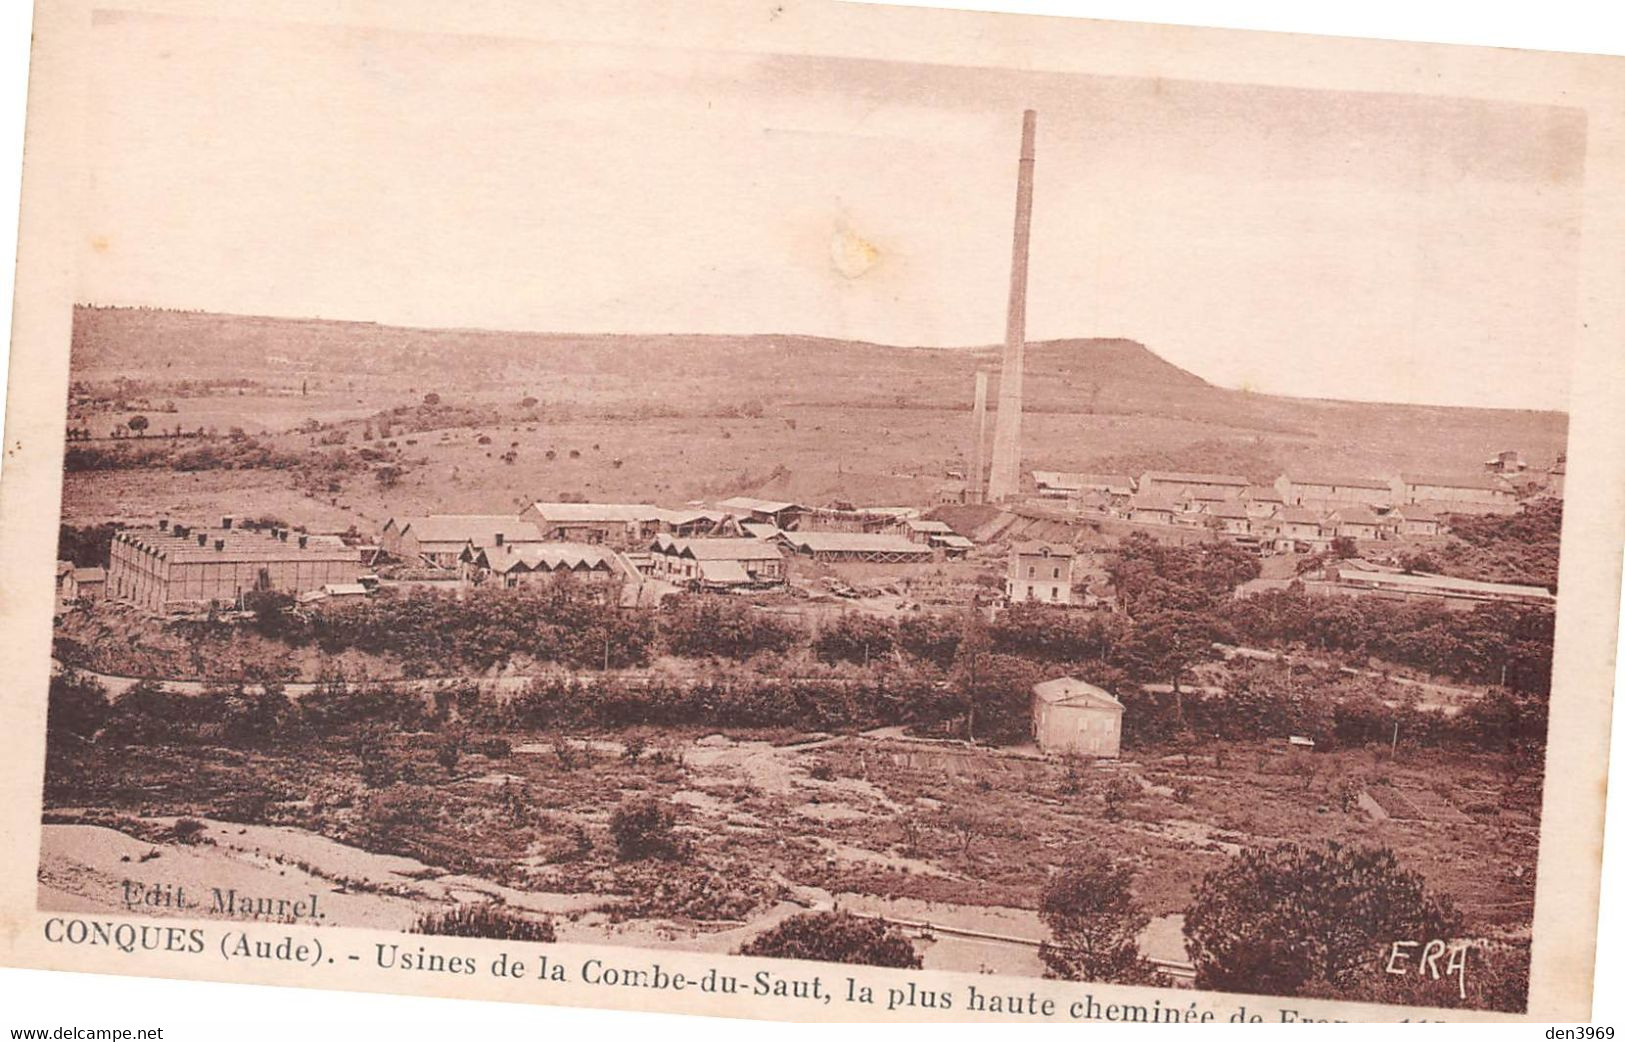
987 109 1037 503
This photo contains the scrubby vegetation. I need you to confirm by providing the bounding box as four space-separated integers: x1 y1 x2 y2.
1434 499 1563 590
738 912 921 969
609 800 685 862
411 904 556 943
1227 588 1555 694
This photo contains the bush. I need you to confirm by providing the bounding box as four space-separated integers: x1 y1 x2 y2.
1100 776 1139 820
813 614 897 665
739 911 920 969
435 732 464 772
661 597 802 660
609 799 684 862
170 818 209 845
411 904 555 943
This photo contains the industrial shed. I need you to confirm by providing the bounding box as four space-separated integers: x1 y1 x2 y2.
775 531 934 563
713 496 806 530
463 542 628 588
647 535 786 589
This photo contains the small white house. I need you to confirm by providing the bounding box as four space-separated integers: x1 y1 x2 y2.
1032 677 1124 758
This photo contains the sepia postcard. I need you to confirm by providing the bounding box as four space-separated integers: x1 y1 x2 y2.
2 0 1623 1025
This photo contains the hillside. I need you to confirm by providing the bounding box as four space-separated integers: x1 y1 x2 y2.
60 305 1568 526
69 306 1205 391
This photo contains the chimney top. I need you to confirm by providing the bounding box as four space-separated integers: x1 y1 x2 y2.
298 535 308 548
158 518 169 531
221 516 233 529
214 539 225 551
196 533 207 547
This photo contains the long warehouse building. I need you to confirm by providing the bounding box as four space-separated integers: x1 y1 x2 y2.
108 518 362 612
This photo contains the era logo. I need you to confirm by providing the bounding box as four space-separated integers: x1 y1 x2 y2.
1386 940 1471 999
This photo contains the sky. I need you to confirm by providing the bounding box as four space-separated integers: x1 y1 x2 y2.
78 9 1586 410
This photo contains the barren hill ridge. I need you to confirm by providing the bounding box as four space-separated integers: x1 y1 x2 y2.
69 305 1207 389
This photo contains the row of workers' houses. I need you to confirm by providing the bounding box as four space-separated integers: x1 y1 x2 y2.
1034 468 1528 518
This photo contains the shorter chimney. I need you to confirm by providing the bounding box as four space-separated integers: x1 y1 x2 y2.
221 516 233 529
495 532 505 546
196 533 207 547
279 529 289 542
298 535 308 548
214 539 225 551
158 518 169 531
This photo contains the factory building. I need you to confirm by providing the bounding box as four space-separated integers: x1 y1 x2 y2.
1274 474 1394 509
521 502 668 547
380 514 547 569
1395 473 1519 515
108 518 361 612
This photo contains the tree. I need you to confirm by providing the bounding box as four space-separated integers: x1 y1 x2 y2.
216 683 298 749
951 650 1040 745
243 589 297 639
739 911 921 969
1115 607 1223 717
1038 852 1161 985
1183 841 1462 996
1330 536 1358 559
1302 939 1530 1013
125 414 149 437
46 670 110 744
